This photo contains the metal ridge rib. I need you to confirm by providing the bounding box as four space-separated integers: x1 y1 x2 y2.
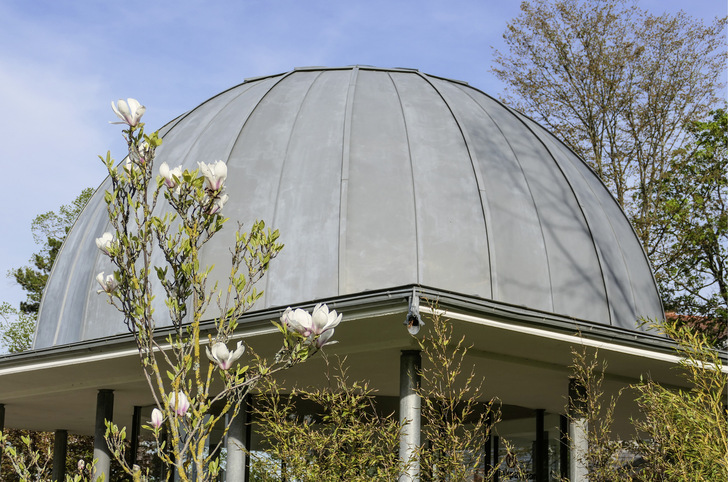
417 72 495 300
337 66 359 294
387 71 421 284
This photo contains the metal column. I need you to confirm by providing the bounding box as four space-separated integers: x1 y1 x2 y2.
535 408 547 482
399 350 421 482
130 405 142 467
52 429 68 481
568 379 588 482
93 389 114 482
493 435 500 482
560 414 569 480
226 397 248 482
484 412 493 478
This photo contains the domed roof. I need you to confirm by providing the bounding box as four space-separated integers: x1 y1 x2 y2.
35 66 663 348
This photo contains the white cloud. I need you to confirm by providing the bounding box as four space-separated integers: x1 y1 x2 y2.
0 5 113 309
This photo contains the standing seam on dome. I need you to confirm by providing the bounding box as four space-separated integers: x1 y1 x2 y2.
521 117 644 326
337 66 359 294
176 79 274 168
454 85 556 314
387 72 421 285
61 196 111 345
420 74 495 300
264 71 326 300
504 108 615 326
210 74 295 308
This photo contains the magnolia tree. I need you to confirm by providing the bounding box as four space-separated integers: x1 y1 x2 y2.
96 99 341 481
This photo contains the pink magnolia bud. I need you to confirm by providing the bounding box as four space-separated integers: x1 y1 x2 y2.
169 391 190 416
96 272 118 294
150 408 164 428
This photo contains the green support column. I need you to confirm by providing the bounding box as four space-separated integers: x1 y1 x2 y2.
560 414 569 479
93 389 114 481
130 406 142 467
52 429 68 481
535 409 547 482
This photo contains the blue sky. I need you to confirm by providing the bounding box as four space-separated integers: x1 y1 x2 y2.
0 0 725 315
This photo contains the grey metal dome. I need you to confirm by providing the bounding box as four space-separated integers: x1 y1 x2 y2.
34 66 663 348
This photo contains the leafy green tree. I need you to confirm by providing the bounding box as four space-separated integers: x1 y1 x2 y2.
652 109 727 344
9 238 62 316
0 303 36 354
9 188 93 315
1 189 93 353
0 430 96 482
492 0 726 268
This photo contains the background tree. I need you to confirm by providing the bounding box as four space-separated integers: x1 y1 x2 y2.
0 303 36 354
652 109 727 345
1 188 93 353
0 430 97 482
9 188 94 315
492 0 726 323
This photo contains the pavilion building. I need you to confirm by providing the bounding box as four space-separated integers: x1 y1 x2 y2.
1 66 699 481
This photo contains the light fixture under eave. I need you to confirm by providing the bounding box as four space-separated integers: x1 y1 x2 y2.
404 291 424 335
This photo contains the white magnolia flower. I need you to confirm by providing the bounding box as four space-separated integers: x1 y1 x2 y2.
95 232 114 255
209 193 229 214
169 391 190 416
311 303 342 334
281 303 342 347
111 98 146 127
96 272 118 293
150 408 164 428
159 162 183 188
315 328 337 348
124 158 139 176
281 307 314 336
206 341 245 370
198 160 227 191
136 140 151 164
